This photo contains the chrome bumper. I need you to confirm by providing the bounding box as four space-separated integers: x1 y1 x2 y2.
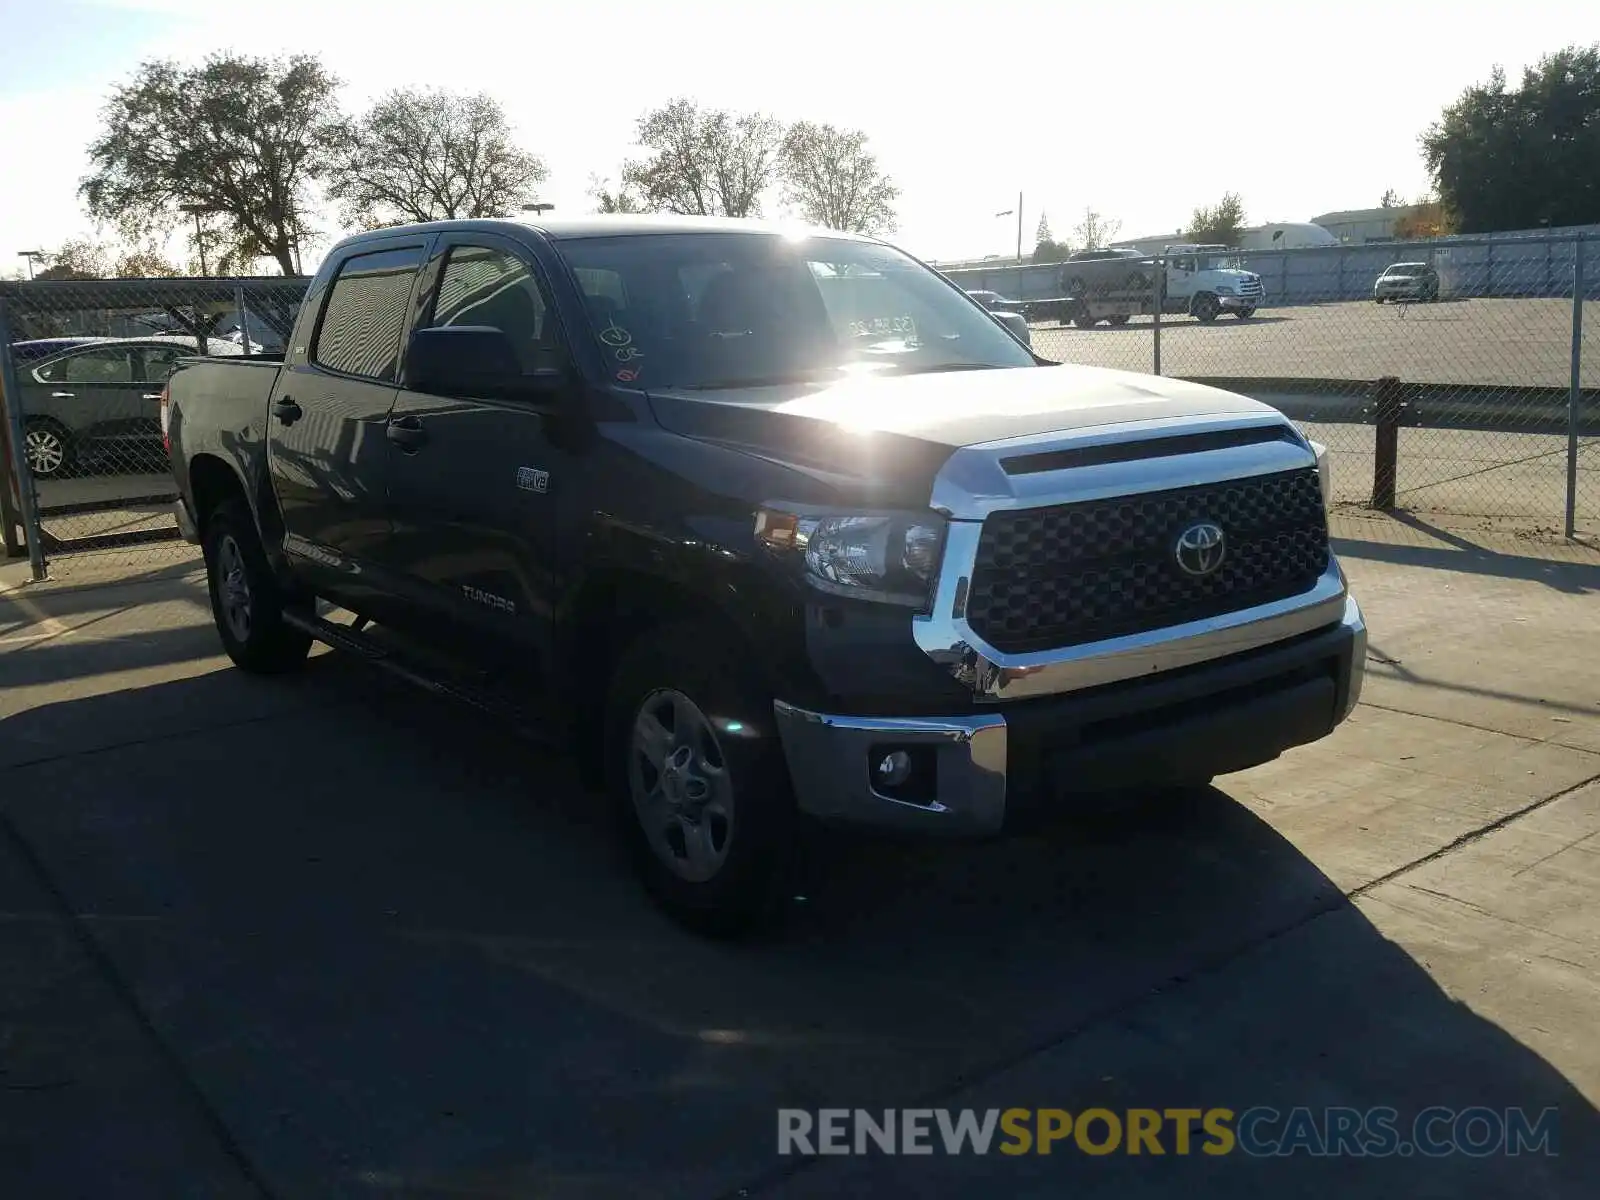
775 596 1366 837
1218 294 1260 309
771 703 1010 835
174 499 199 544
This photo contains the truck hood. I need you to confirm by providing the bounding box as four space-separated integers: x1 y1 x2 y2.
645 363 1273 452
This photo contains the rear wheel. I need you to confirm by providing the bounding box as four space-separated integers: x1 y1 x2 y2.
606 620 800 937
23 418 73 478
1107 314 1130 326
202 499 312 674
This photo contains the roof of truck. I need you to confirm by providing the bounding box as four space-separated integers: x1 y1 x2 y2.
339 214 877 246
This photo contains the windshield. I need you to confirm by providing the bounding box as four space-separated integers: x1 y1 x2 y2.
1196 254 1242 271
1386 264 1426 276
553 232 1036 390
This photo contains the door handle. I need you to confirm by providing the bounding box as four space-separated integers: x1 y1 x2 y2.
142 393 162 401
274 396 303 426
386 416 428 450
51 391 75 399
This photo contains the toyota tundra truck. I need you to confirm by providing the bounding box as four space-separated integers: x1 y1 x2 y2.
163 215 1365 935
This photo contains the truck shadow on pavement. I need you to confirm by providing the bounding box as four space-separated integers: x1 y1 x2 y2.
2 654 1596 1199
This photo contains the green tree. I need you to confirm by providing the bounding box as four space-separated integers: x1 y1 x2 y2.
778 121 898 234
80 53 342 275
114 246 184 277
621 98 785 217
1421 44 1600 232
327 89 547 228
35 238 110 281
1186 192 1247 245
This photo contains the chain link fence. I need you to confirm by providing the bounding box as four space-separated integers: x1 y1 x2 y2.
0 277 308 570
4 239 1597 578
947 233 1598 540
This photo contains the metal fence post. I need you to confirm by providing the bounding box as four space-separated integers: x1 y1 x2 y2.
1568 233 1585 540
235 284 251 357
0 300 48 580
1151 255 1162 376
1370 375 1406 511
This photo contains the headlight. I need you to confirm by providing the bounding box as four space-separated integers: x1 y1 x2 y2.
755 507 946 608
1216 285 1236 295
1310 440 1331 505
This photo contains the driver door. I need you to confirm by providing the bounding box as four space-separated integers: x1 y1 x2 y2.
379 231 572 679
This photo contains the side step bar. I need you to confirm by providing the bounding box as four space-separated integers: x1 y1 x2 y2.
281 610 558 746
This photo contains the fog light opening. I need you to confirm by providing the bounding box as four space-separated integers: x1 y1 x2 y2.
868 744 938 806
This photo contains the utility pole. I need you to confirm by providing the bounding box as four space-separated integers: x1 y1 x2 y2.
16 250 45 280
179 204 209 275
1016 191 1023 264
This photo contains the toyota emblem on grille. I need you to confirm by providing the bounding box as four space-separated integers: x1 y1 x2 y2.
1174 521 1226 577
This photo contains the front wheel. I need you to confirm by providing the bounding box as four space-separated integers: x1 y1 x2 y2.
202 499 312 674
1193 294 1220 323
1106 314 1130 326
1234 307 1256 319
606 621 800 937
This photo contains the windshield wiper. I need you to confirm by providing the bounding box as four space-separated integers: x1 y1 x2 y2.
672 372 833 391
671 361 1015 390
883 361 1014 375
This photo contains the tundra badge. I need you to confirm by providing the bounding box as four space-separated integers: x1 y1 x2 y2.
462 585 516 615
517 467 549 493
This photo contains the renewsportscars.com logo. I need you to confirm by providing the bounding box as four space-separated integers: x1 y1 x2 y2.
777 1106 1559 1158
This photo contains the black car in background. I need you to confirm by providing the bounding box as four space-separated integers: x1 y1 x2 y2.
9 336 111 363
18 335 243 477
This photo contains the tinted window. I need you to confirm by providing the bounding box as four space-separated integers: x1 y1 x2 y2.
141 347 186 380
36 348 136 384
312 245 424 381
553 233 1035 390
429 244 562 373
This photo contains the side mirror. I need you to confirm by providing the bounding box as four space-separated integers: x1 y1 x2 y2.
403 326 565 404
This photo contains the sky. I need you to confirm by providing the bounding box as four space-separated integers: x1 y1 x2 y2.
0 0 1591 275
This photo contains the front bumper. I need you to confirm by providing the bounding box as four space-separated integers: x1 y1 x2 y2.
1217 293 1261 309
174 498 199 544
773 595 1365 836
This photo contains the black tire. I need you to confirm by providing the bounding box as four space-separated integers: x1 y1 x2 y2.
1234 307 1256 319
23 418 74 478
1073 308 1099 328
605 620 800 938
201 499 312 674
1374 297 1385 304
1193 294 1220 323
1107 314 1130 326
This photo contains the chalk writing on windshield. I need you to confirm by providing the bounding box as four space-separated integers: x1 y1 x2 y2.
848 315 916 338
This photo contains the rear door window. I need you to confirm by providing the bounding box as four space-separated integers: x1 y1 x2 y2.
312 245 425 381
35 347 137 384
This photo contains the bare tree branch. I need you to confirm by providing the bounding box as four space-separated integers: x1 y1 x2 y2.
325 89 548 228
620 99 785 217
777 122 898 234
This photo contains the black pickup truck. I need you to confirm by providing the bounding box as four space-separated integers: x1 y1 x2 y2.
165 215 1366 935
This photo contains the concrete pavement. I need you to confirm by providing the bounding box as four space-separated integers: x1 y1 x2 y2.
1 515 1597 1198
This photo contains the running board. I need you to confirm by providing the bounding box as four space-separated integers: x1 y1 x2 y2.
281 611 560 746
